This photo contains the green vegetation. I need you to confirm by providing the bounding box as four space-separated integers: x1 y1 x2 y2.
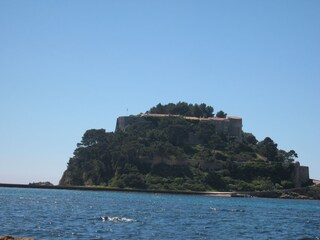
148 102 215 118
60 103 299 192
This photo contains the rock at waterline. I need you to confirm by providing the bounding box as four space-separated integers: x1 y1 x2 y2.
0 236 33 240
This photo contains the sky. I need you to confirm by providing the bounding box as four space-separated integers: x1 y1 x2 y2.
0 0 319 184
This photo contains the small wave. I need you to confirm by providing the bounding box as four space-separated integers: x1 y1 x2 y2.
210 207 245 212
100 216 136 222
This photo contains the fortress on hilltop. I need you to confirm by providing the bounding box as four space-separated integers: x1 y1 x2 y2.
115 113 243 140
115 114 310 188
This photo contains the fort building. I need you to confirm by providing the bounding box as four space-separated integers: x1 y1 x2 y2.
115 113 243 140
115 114 310 187
292 162 310 188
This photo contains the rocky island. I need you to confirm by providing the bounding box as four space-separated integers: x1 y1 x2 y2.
60 102 311 194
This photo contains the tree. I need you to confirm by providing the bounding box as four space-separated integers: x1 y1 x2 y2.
148 103 165 114
175 102 192 116
77 129 108 148
258 137 278 161
192 104 202 118
216 110 227 118
205 105 214 118
147 102 215 118
286 150 298 162
243 132 258 145
199 103 207 117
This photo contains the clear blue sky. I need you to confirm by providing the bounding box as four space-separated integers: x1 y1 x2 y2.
1 0 319 184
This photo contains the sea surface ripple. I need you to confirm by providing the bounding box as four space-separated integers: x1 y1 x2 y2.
0 187 319 239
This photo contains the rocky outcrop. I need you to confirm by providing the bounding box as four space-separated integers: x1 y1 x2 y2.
29 181 53 186
0 237 33 240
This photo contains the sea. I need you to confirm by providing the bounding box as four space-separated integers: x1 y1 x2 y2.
0 187 319 239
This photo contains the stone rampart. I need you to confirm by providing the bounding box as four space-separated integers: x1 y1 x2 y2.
115 116 146 132
115 114 243 140
292 162 310 187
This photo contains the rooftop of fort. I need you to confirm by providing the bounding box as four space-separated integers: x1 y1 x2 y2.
139 113 242 122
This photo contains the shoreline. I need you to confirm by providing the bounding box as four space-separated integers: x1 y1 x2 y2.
0 183 319 200
0 183 233 197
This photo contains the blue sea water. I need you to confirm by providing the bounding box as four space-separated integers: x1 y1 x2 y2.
0 187 319 239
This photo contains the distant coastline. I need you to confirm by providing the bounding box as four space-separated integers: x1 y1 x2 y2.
1 182 319 200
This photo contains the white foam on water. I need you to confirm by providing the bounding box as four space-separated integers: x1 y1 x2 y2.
100 216 136 222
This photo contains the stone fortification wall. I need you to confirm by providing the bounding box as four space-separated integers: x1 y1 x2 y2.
228 117 243 138
202 118 228 134
292 162 310 187
115 114 243 139
190 116 242 139
115 116 146 132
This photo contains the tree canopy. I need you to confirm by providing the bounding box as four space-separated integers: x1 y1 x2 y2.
216 110 227 118
148 102 214 118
